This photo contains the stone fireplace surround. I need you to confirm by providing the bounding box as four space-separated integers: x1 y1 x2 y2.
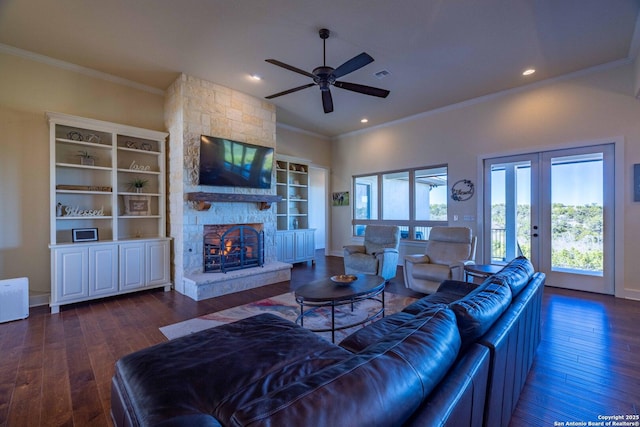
164 74 292 301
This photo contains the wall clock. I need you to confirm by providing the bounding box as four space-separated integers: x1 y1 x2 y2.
451 179 474 201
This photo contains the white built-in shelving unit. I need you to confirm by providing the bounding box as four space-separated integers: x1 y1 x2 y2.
275 157 315 264
48 112 171 313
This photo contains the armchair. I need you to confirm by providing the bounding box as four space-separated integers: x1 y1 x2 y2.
343 225 400 282
403 226 477 294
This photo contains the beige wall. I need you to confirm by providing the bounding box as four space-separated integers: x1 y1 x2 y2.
275 125 332 168
331 63 640 299
0 52 165 302
3 48 640 302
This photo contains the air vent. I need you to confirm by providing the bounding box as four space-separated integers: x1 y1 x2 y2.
374 69 391 79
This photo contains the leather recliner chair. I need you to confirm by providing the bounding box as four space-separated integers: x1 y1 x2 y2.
403 226 477 294
343 225 400 282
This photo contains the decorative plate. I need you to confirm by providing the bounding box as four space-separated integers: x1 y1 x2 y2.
331 274 357 284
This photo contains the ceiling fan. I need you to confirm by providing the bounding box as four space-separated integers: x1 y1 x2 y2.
265 28 390 114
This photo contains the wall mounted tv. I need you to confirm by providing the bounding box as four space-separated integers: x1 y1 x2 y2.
199 135 274 188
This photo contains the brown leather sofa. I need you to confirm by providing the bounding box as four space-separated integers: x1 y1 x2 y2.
111 257 544 427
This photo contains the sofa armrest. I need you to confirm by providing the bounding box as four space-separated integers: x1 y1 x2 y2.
449 261 465 281
343 245 365 255
404 254 430 264
373 248 398 256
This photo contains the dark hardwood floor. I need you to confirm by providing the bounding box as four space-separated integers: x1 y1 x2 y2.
1 253 638 426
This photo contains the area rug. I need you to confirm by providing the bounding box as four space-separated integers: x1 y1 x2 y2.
160 292 417 343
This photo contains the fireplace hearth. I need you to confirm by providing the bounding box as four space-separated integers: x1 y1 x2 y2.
203 224 264 273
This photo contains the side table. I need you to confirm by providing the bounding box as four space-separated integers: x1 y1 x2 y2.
464 264 504 283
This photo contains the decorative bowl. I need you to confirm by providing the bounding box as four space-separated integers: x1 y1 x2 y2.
330 274 357 284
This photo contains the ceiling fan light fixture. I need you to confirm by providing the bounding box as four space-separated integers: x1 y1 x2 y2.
264 28 390 113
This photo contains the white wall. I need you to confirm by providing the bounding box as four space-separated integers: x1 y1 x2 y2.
331 62 640 299
308 166 327 250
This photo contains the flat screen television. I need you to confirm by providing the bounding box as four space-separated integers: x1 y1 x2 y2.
199 135 274 188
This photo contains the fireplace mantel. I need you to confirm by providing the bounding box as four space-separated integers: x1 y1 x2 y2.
186 192 283 211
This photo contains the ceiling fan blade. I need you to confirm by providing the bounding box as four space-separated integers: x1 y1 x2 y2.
332 52 374 79
265 59 315 79
334 81 390 98
265 83 315 99
322 90 334 113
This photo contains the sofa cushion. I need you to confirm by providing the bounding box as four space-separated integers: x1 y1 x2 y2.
411 262 452 281
114 313 351 426
339 311 416 352
343 252 378 274
449 280 512 348
486 256 534 297
230 306 462 427
402 280 480 316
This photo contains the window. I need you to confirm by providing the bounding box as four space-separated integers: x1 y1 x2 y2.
353 165 448 239
415 167 447 221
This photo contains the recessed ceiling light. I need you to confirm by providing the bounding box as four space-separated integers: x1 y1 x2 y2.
250 74 262 80
522 69 536 76
360 118 369 123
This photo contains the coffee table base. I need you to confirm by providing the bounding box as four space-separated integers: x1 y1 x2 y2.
296 288 385 343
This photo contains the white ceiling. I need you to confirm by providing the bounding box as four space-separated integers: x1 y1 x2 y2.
1 0 639 137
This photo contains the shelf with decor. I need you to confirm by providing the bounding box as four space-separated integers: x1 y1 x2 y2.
274 156 315 264
47 112 171 313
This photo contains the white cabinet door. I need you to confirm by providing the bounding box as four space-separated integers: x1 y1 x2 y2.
146 240 169 286
280 231 296 263
119 243 145 290
89 245 118 296
54 247 89 302
302 229 316 260
294 229 315 263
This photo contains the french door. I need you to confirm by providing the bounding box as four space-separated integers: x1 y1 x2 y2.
483 144 614 294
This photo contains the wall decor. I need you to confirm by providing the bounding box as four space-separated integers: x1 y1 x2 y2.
67 131 83 141
129 160 151 171
332 191 350 206
64 205 105 217
72 228 98 242
123 195 150 216
86 133 101 144
451 179 475 201
635 164 640 202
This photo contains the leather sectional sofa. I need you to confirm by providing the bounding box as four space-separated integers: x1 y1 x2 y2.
111 256 544 427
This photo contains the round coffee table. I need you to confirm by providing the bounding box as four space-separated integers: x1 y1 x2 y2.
294 274 386 343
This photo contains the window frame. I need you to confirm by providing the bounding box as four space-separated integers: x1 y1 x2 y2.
352 164 449 240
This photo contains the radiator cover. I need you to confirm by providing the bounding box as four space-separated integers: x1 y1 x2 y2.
0 277 29 323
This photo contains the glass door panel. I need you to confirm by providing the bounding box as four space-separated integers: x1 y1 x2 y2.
540 145 614 294
484 155 538 267
484 144 614 294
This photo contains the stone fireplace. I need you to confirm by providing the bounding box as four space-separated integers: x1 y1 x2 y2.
164 74 292 301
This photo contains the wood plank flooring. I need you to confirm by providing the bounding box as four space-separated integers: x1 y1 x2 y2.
1 254 639 426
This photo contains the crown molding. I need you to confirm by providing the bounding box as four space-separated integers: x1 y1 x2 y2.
276 122 330 140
